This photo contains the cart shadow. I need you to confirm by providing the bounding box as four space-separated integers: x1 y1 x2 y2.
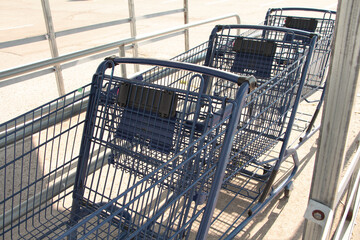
0 116 85 239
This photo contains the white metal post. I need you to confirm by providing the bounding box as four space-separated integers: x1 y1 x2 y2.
119 44 127 78
184 0 189 51
41 0 65 96
128 0 139 72
303 0 360 238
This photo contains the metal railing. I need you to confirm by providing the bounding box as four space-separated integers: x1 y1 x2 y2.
303 143 360 240
0 17 240 95
332 145 360 239
1 0 190 95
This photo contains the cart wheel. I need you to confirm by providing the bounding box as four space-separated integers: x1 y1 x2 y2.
263 164 272 175
284 189 291 198
284 181 294 198
108 153 115 165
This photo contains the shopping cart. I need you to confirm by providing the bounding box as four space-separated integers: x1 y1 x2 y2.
264 8 336 142
197 25 317 239
0 58 256 239
136 25 318 239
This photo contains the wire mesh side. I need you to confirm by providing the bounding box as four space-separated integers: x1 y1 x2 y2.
170 41 209 64
0 85 91 239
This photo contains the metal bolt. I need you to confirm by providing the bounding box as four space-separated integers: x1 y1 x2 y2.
312 210 325 221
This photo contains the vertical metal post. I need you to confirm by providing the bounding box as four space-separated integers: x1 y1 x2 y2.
119 45 127 78
41 0 65 96
303 0 360 238
128 0 139 72
184 0 189 51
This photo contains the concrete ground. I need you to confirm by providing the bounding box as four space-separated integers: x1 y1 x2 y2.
1 0 359 239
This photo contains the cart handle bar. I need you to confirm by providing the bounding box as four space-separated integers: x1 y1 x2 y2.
267 7 336 15
105 57 257 90
214 24 320 38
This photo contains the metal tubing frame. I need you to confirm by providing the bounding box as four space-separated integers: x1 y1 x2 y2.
255 32 317 204
0 4 186 50
333 147 360 239
266 7 337 16
111 57 243 84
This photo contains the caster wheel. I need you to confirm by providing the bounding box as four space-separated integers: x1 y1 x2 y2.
263 164 272 175
284 181 294 198
284 189 291 198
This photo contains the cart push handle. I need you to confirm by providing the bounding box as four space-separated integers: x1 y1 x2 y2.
266 7 337 15
101 57 257 91
213 24 319 40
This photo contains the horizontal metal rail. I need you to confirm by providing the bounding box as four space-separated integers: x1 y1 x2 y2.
0 8 185 49
336 146 360 205
0 13 240 83
0 92 89 148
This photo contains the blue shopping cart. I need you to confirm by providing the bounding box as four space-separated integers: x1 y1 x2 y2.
0 58 256 239
192 25 317 239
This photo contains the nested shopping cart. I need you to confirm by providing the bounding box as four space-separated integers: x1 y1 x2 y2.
264 8 336 142
135 25 318 239
0 57 257 239
195 25 317 239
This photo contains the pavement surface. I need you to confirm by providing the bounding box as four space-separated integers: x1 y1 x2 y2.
1 1 359 239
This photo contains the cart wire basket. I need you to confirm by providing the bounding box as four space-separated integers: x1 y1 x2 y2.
0 57 257 239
